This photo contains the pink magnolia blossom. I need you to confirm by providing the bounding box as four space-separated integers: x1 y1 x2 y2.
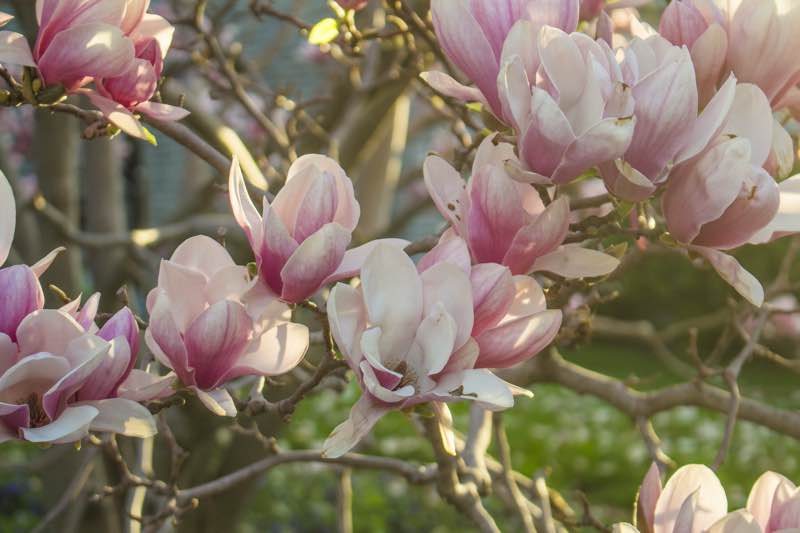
662 0 800 111
9 0 141 92
87 10 188 140
600 35 740 201
60 293 176 401
229 157 408 303
0 171 62 347
417 232 562 369
617 463 732 533
424 136 620 278
659 0 729 106
747 471 800 532
322 244 533 458
0 309 159 444
145 235 310 416
498 26 636 185
661 84 783 306
423 0 580 122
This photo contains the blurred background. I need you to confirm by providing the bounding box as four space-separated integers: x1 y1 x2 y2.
1 0 799 531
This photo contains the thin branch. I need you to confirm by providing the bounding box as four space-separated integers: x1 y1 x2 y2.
493 413 536 533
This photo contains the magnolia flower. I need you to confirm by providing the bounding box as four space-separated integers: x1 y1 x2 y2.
616 463 732 533
1 0 139 92
424 0 579 122
498 26 636 185
424 136 620 278
661 84 782 306
322 244 533 458
229 157 407 304
662 0 800 111
87 11 188 139
747 471 800 532
0 172 62 346
145 235 310 416
0 309 159 444
59 293 176 401
600 35 740 200
418 232 562 369
659 0 729 106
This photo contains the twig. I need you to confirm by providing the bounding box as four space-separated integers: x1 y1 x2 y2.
493 413 536 533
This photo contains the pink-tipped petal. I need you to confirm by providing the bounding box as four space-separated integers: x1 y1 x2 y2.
15 310 83 358
117 369 176 402
322 394 390 458
279 223 351 303
419 263 474 349
228 159 264 251
0 266 44 342
184 300 252 389
417 231 471 274
470 263 514 336
135 101 189 121
224 321 309 381
475 310 561 369
747 472 796 531
638 463 663 533
503 196 570 275
693 247 764 307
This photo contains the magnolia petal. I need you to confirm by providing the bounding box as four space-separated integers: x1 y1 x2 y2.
0 333 16 375
22 405 99 444
551 116 637 185
184 300 252 390
423 155 469 236
326 283 367 368
417 231 471 274
322 394 390 458
434 368 515 410
361 244 423 363
430 0 501 114
677 74 737 164
470 263 514 336
692 247 764 307
30 247 64 278
503 196 570 275
0 31 34 67
85 91 150 140
86 398 157 438
193 386 237 417
0 171 13 266
638 463 663 533
420 262 474 349
228 158 264 252
419 71 487 106
169 234 237 279
747 471 796 531
279 223 351 303
15 309 84 358
532 245 620 278
707 510 761 533
410 304 458 376
475 310 562 369
224 321 309 380
135 101 190 121
117 370 176 402
322 238 410 285
691 24 729 107
653 464 727 533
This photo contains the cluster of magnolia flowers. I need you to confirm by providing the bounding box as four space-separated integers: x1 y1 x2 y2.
614 464 800 533
0 0 187 140
425 0 800 307
0 0 800 521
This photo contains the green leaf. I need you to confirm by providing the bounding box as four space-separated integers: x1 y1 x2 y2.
308 18 339 45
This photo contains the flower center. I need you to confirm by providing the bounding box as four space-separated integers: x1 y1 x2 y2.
393 361 417 390
18 393 48 428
